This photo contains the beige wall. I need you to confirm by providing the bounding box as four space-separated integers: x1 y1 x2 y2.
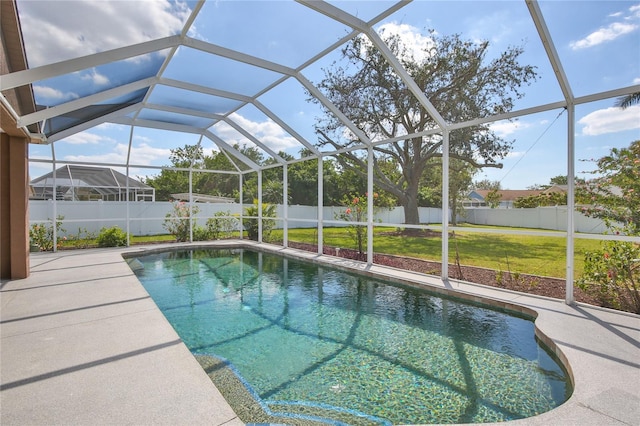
1 132 30 279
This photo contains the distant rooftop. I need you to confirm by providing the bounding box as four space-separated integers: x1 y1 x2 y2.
30 165 154 201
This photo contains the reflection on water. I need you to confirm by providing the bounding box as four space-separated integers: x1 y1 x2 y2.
133 248 571 425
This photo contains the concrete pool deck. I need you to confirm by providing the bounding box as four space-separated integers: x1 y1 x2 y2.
1 240 638 426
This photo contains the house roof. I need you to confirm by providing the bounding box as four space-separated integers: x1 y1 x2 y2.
30 165 152 190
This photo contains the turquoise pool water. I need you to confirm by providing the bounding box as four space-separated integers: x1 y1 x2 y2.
130 248 571 425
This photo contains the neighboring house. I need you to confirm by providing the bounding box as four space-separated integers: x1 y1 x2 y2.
30 165 155 201
465 186 568 208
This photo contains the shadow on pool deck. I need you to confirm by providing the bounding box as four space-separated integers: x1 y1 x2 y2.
1 240 638 426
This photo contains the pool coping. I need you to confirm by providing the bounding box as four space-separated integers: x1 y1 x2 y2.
2 240 639 425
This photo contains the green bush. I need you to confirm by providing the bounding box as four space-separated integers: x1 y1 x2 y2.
243 201 276 241
192 225 210 241
206 210 238 240
577 226 640 314
96 226 128 247
29 216 65 251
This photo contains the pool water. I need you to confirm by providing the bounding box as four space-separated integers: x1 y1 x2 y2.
130 248 571 425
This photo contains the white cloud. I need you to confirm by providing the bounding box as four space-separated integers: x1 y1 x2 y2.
379 23 435 62
32 85 78 102
62 142 171 166
80 69 110 87
578 105 640 135
59 132 114 145
489 120 533 137
19 0 191 67
505 150 525 159
374 22 435 63
570 3 640 51
212 113 300 154
570 22 637 50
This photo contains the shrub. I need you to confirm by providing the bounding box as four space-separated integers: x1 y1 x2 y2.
164 201 200 242
206 210 238 240
69 227 97 249
96 226 128 247
577 225 640 314
576 141 640 313
243 201 276 241
334 192 380 254
29 216 65 251
192 225 211 241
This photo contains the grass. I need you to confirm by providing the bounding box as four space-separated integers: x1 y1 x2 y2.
57 226 602 280
131 234 176 244
275 226 602 279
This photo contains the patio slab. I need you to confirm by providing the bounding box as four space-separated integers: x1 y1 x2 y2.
1 246 241 426
1 240 639 425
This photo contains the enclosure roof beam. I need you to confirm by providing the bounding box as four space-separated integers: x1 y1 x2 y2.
252 100 319 154
297 0 447 131
0 36 179 91
526 0 574 104
203 130 260 171
46 103 143 143
159 78 254 103
221 117 286 164
296 73 371 145
132 1 205 126
144 103 224 122
365 29 448 130
184 37 297 77
18 77 157 127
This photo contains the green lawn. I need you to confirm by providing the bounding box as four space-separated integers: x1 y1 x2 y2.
275 226 602 279
58 226 602 279
130 234 176 244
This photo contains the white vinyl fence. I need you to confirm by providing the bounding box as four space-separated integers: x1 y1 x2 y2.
29 200 608 237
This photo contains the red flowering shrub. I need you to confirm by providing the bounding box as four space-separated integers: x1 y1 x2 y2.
335 192 380 254
577 226 640 313
577 141 640 313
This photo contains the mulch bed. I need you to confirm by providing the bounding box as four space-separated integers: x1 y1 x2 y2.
286 241 602 307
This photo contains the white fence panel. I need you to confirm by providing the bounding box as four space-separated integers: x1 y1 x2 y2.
463 207 609 233
30 201 610 237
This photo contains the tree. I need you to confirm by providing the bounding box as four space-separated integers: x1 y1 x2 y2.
578 140 640 234
615 92 640 109
549 175 568 186
473 179 501 191
312 29 537 225
485 189 502 208
143 144 204 200
513 192 567 208
577 140 640 313
449 159 477 225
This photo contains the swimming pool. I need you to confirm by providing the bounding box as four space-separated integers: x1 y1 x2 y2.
129 247 571 425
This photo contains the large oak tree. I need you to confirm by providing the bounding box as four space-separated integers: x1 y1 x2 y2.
313 29 537 224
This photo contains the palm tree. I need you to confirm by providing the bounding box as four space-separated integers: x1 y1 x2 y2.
615 92 640 109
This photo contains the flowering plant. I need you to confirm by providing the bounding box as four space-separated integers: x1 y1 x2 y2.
164 201 199 242
577 224 640 313
334 192 379 254
577 141 639 234
29 216 65 251
576 141 640 313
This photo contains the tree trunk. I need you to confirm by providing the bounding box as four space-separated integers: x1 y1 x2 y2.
402 194 420 225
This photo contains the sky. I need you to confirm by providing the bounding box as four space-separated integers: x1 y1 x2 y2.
16 0 640 190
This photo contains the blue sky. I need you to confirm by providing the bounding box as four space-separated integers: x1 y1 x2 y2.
17 0 640 189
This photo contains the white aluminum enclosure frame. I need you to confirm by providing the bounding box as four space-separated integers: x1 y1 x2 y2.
4 0 640 306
